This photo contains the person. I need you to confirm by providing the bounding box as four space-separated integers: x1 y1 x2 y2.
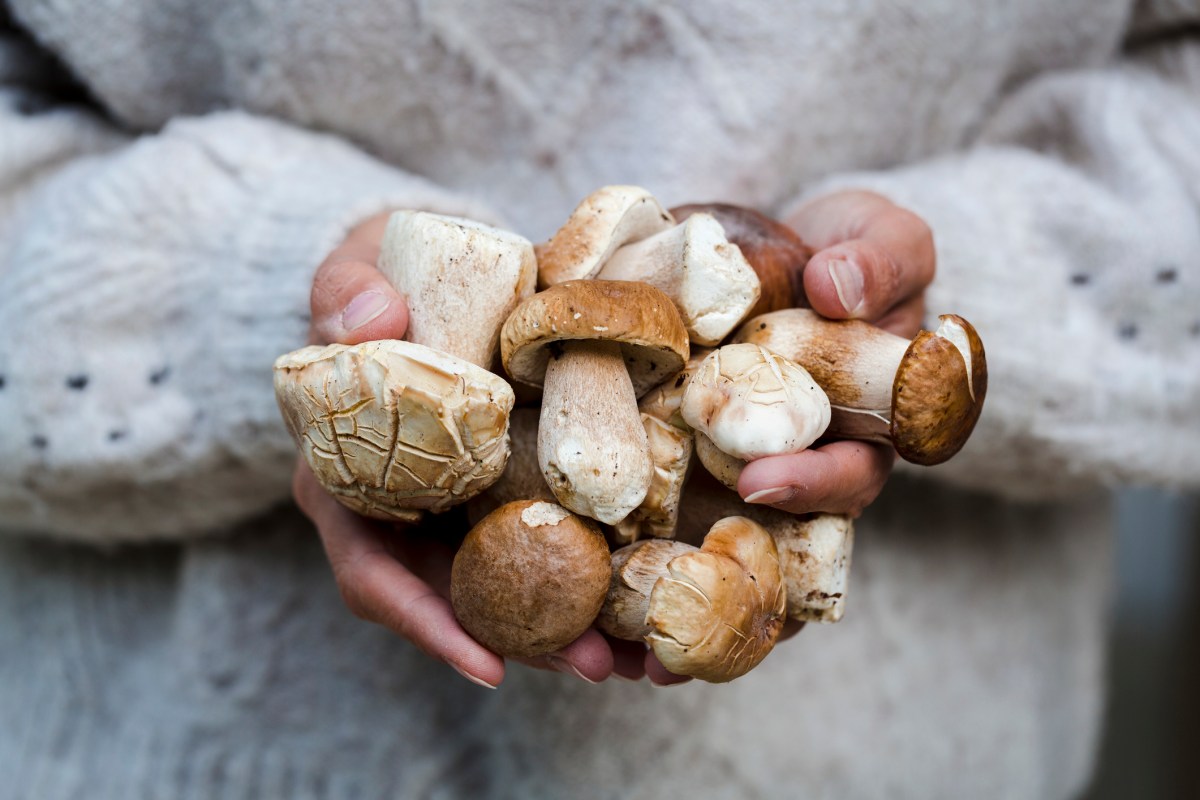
1 1 1197 797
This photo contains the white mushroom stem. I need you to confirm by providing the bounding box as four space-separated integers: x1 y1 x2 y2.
538 340 653 524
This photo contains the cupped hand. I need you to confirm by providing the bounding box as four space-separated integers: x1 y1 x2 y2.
738 190 936 517
297 212 661 688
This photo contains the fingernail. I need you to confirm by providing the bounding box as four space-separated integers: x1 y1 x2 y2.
827 259 864 315
341 290 390 331
744 487 796 506
548 656 600 684
450 663 498 690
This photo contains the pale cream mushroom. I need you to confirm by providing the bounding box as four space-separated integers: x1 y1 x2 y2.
451 500 611 658
275 212 534 520
536 185 675 288
598 516 787 683
597 213 762 346
610 414 694 545
378 211 537 369
672 203 813 319
274 340 513 522
734 309 988 465
674 475 854 623
637 346 713 430
501 280 690 524
681 343 831 462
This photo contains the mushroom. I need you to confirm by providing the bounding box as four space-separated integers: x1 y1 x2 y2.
674 474 854 623
451 500 611 658
597 516 787 683
610 414 694 545
596 213 762 346
637 346 713 430
692 432 746 492
672 203 812 319
274 340 514 522
536 185 675 288
274 212 535 520
378 210 537 369
734 309 987 465
681 343 831 461
501 280 690 524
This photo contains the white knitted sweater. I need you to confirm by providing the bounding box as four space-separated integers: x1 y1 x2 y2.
0 0 1198 797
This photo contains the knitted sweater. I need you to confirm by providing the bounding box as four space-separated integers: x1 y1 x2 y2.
0 0 1197 797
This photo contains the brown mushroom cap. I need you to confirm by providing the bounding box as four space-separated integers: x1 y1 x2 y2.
597 539 698 641
501 280 690 397
450 500 611 658
646 516 786 682
671 203 812 318
892 315 988 465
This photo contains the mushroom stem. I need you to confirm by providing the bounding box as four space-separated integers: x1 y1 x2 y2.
538 339 653 524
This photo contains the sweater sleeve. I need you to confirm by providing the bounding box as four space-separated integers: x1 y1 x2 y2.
787 29 1200 501
0 31 501 542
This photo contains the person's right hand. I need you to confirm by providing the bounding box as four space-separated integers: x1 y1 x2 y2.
296 212 680 688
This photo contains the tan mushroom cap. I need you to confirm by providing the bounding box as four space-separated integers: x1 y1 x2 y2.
536 185 675 287
646 516 786 683
274 340 513 521
671 203 812 319
597 539 698 641
501 280 690 397
693 432 746 492
892 315 988 465
450 500 611 658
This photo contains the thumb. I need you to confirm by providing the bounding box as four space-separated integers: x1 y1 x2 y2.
310 213 409 345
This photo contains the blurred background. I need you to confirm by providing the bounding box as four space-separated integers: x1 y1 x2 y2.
1086 488 1199 799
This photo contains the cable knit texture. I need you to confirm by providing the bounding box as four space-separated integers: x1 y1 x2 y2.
0 0 1197 797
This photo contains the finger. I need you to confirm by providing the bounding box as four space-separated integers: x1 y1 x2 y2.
309 213 407 345
518 628 615 684
786 191 935 323
644 652 692 687
295 464 505 688
738 440 895 517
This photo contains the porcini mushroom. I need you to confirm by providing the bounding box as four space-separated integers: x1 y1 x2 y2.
611 414 694 545
681 343 831 461
672 203 812 318
536 186 675 288
451 500 611 658
274 212 535 520
501 280 690 524
734 309 987 465
596 213 762 346
673 475 854 623
274 340 514 522
693 432 747 491
598 516 787 683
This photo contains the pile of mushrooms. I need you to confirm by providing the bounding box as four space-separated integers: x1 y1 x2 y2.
273 186 988 683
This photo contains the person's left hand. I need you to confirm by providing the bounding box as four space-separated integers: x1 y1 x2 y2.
737 190 936 517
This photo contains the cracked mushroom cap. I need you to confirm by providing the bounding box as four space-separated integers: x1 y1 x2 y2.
647 516 786 683
274 340 514 521
681 343 831 461
450 500 611 658
892 315 988 465
536 185 675 287
500 280 690 397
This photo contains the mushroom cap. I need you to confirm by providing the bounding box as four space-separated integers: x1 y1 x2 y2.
646 516 786 682
681 343 831 461
536 185 675 286
378 211 537 369
274 340 513 520
450 500 611 658
597 538 698 641
501 280 690 397
671 203 812 318
892 314 988 465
